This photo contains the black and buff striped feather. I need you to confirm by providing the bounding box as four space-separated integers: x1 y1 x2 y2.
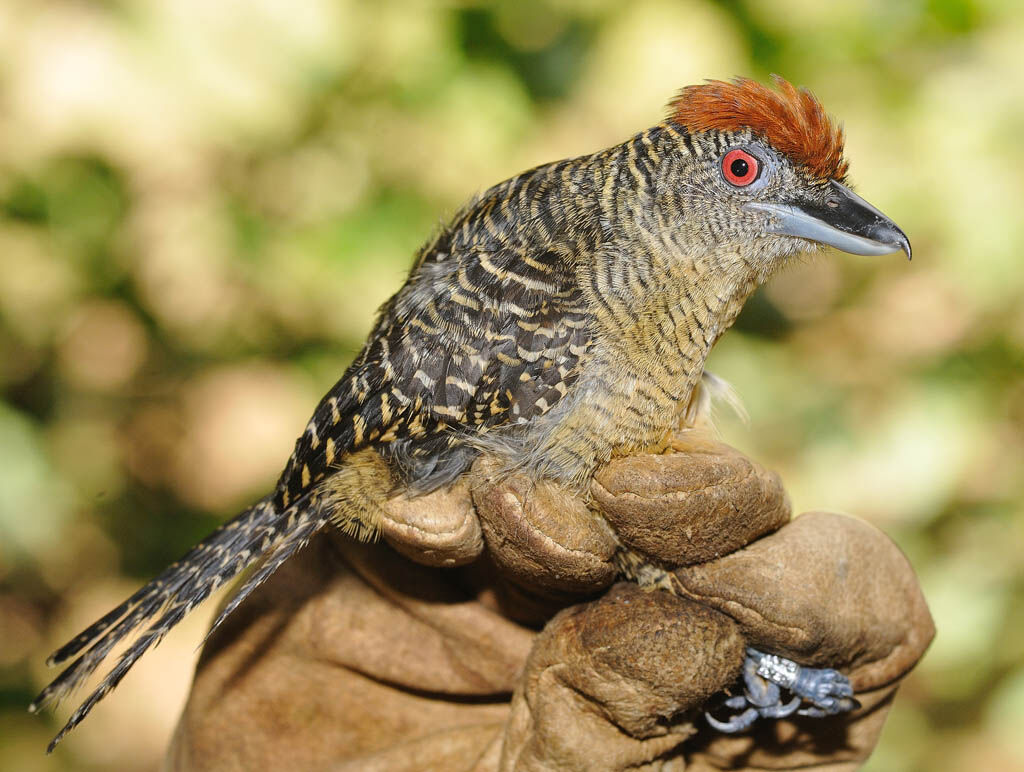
30 491 333 751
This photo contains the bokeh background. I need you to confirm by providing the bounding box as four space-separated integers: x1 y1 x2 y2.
1 0 1022 769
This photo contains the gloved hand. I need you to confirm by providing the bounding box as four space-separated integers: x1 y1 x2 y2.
166 442 933 771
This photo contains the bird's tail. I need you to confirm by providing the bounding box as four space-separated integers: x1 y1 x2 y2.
30 491 330 752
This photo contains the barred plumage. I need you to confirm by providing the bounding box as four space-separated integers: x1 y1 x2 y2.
31 495 306 750
34 77 910 750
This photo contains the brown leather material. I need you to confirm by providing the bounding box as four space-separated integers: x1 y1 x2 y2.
166 536 527 772
166 446 933 771
380 477 484 567
472 469 619 595
502 583 743 771
592 444 791 566
671 512 935 692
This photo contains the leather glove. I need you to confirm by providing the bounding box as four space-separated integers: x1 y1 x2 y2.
166 442 933 771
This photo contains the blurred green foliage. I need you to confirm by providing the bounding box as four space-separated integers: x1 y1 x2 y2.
1 1 1022 769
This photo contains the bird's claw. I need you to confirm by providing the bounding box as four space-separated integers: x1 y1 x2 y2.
704 647 860 734
791 664 857 714
705 706 760 733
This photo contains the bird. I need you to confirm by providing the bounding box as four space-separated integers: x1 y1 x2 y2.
31 76 910 751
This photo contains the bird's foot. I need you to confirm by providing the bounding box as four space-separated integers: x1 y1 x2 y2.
705 647 860 733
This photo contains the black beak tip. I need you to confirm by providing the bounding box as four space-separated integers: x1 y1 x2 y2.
897 231 912 261
872 219 912 261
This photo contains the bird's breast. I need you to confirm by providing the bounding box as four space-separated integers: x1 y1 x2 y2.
514 267 758 486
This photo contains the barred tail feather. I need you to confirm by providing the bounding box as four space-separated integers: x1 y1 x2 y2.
43 500 275 670
204 501 331 643
31 493 325 752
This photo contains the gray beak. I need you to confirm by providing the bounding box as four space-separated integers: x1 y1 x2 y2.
746 180 911 260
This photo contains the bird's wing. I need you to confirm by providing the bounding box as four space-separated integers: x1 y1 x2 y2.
274 241 593 506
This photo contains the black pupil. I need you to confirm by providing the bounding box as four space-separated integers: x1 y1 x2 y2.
730 157 750 178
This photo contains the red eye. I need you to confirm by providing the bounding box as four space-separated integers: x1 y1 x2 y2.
722 149 759 187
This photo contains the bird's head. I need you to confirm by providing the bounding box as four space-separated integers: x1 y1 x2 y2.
659 76 910 281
